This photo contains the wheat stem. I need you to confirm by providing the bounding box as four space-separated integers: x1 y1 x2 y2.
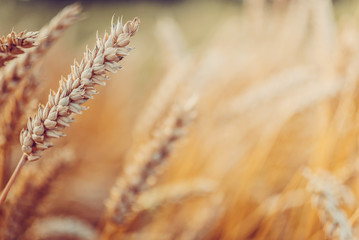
0 154 27 207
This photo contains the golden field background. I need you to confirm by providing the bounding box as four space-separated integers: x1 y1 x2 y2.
2 0 359 239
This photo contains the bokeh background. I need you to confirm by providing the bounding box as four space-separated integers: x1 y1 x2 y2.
2 0 359 239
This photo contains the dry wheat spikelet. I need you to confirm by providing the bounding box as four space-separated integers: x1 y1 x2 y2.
0 16 140 208
20 17 139 161
0 31 39 67
1 148 75 240
0 3 82 105
101 96 197 238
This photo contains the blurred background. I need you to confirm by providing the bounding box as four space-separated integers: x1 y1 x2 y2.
2 0 359 239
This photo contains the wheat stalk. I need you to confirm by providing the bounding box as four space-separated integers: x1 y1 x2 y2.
0 31 39 67
101 96 197 239
0 17 140 207
0 3 82 106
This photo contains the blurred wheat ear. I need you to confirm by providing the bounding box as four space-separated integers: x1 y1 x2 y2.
0 31 39 67
303 169 355 240
100 95 197 239
0 3 82 107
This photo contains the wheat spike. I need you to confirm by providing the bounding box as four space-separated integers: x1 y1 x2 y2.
101 96 197 238
0 3 82 106
1 149 74 240
19 17 139 161
0 31 39 67
0 16 139 207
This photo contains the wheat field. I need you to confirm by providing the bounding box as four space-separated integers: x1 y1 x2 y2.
1 0 359 239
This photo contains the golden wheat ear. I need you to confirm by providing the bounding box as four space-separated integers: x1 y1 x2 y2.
0 16 140 207
0 3 82 107
20 16 139 161
100 96 197 239
0 31 39 67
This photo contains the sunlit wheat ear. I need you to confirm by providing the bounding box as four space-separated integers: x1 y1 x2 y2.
0 3 82 106
24 216 98 240
20 17 139 162
0 15 139 209
303 168 355 240
0 31 39 67
101 96 197 238
1 148 75 240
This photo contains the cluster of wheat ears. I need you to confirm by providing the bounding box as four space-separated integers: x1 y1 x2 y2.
3 0 359 239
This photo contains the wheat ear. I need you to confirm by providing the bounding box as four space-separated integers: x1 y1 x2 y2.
0 31 39 67
101 96 196 238
0 3 82 106
1 149 74 240
0 17 140 207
